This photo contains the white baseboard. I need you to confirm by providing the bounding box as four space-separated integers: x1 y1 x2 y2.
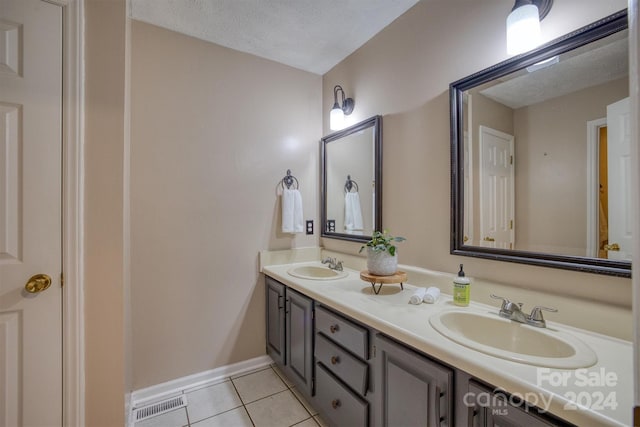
130 355 274 409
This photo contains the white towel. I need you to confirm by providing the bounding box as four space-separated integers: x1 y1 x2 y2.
409 288 427 305
282 189 304 233
344 192 363 231
423 287 441 304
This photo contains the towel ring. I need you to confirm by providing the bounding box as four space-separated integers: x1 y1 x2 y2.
281 169 299 190
344 175 359 193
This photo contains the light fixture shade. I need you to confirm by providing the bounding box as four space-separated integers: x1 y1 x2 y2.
330 106 344 130
506 4 541 55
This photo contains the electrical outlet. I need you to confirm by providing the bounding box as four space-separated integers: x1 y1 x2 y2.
306 220 313 235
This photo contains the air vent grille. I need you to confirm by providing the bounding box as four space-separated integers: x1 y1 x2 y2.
134 395 187 422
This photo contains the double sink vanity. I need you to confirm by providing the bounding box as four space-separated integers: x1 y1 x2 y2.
261 250 631 426
271 9 633 427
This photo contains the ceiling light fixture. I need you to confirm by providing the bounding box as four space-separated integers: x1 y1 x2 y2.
330 85 355 131
506 0 553 55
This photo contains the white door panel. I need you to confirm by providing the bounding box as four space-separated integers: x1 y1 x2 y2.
607 97 632 260
479 126 514 249
0 0 62 425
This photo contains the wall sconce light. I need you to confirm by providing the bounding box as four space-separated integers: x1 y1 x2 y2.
506 0 553 55
330 85 355 131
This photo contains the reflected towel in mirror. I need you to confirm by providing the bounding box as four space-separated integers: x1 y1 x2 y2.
344 192 363 232
282 189 304 233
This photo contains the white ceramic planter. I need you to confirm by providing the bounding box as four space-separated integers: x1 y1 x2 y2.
367 248 398 276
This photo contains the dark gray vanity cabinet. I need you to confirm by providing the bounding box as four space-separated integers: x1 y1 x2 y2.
374 334 454 427
265 275 573 427
285 287 314 397
265 277 285 365
464 381 570 427
265 276 314 397
313 305 371 427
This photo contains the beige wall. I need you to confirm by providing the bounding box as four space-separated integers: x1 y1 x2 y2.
514 77 628 254
130 21 321 389
84 0 127 425
322 0 631 307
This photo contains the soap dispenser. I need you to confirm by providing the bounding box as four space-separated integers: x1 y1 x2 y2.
453 264 470 307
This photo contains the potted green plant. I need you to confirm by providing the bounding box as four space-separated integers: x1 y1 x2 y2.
359 230 406 276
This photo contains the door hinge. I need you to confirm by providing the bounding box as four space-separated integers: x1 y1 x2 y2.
373 345 376 358
510 155 513 165
60 272 64 288
509 220 513 230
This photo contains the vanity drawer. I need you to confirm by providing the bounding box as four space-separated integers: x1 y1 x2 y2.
315 333 368 395
315 363 368 427
315 305 368 359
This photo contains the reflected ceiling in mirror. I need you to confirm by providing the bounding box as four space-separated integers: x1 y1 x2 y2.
450 10 631 277
321 116 382 242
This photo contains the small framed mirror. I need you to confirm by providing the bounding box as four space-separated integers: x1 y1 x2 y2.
321 115 382 242
450 10 631 277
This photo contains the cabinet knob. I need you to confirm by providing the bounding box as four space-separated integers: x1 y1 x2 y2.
329 324 339 333
331 399 341 409
330 356 340 365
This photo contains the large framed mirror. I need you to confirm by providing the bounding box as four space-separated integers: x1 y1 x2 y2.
451 10 631 277
321 115 382 242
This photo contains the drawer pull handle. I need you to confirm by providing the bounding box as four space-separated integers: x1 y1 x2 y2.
331 399 341 409
330 356 340 365
330 324 339 333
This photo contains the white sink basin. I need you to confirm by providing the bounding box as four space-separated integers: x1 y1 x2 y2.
287 265 348 281
429 310 597 368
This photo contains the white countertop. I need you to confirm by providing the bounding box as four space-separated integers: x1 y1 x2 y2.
262 261 633 427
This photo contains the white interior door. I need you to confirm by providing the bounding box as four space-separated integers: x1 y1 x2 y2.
479 126 515 249
606 97 632 261
0 0 62 425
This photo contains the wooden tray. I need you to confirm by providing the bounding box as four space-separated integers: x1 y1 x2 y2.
360 270 408 294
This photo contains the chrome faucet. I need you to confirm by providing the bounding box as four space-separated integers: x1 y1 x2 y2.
321 257 343 271
490 294 557 328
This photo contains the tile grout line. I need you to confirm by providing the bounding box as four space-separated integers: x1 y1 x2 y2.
229 373 257 427
271 366 320 425
142 365 319 427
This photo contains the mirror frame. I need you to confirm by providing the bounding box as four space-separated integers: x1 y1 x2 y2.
321 115 383 242
450 10 630 277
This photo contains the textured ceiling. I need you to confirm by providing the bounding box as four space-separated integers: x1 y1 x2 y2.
130 0 420 75
480 33 629 109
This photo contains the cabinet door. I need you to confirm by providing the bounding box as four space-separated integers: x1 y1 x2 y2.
265 277 286 366
285 287 314 397
466 381 561 427
374 334 453 427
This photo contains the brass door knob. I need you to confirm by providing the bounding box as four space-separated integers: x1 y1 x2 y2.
604 243 620 251
24 274 52 294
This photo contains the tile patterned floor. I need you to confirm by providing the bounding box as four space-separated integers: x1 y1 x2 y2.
134 365 327 427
